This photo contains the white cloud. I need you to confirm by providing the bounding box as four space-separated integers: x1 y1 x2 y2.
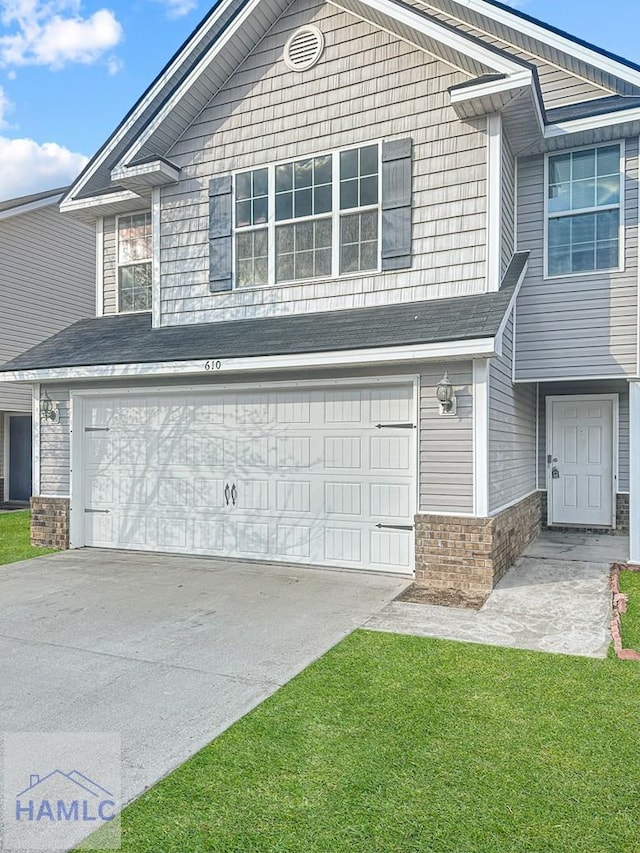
0 84 13 127
0 1 123 70
153 0 197 19
0 136 87 199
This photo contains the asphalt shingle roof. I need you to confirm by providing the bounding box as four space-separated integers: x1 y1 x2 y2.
0 253 528 374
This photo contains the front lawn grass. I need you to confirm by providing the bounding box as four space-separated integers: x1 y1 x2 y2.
89 630 639 853
618 568 640 652
0 510 56 565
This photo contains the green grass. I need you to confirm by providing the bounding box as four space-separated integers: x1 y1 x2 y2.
0 510 56 565
618 569 640 653
86 631 640 853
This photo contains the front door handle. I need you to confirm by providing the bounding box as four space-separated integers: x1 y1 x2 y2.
224 483 230 505
231 483 237 506
552 466 560 479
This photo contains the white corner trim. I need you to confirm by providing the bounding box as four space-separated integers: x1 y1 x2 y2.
486 113 502 293
0 337 498 384
473 358 489 517
629 381 640 562
151 188 161 329
32 384 40 497
95 217 104 318
0 193 64 221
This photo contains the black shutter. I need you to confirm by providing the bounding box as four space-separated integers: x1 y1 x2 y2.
381 138 412 271
209 175 233 292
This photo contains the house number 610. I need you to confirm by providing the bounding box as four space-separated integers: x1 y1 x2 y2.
204 360 222 371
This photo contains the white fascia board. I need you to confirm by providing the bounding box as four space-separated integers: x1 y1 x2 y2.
60 189 143 216
495 256 528 347
545 107 640 139
121 0 271 168
449 68 532 104
334 0 523 75
64 0 240 204
0 337 498 383
452 0 640 91
0 193 63 221
120 0 526 168
111 159 181 187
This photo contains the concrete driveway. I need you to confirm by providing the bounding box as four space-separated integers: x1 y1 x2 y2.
0 549 408 805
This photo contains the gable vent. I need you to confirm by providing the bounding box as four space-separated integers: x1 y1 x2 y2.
284 26 324 71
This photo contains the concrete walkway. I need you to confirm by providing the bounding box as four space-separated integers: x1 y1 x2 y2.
366 531 628 658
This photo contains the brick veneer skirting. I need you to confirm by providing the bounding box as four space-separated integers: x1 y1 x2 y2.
31 497 70 549
414 491 542 605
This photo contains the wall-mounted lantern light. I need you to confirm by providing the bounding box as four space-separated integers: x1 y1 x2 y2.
40 390 59 424
436 371 457 416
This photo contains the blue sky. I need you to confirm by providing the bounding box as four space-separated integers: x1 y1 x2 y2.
0 0 637 200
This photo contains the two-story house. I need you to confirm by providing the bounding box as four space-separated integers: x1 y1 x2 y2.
0 188 95 507
2 0 639 604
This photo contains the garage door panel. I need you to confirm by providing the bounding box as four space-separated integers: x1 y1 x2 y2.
324 436 361 469
371 529 411 569
81 384 415 574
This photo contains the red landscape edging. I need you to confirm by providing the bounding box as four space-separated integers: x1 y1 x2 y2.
610 563 640 661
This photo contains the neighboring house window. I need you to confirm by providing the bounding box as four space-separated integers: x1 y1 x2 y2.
234 144 379 288
117 212 152 311
547 144 622 277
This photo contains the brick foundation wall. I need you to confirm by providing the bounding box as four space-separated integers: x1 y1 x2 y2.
541 490 628 535
31 497 69 549
414 491 542 605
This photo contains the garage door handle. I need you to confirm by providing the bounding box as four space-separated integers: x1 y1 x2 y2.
375 523 413 531
231 483 237 506
375 423 415 429
85 508 110 514
224 483 230 506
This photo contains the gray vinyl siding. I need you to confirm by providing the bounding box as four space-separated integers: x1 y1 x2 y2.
158 0 489 327
419 363 474 514
416 0 630 108
501 136 515 276
489 313 536 512
537 380 629 493
103 216 117 314
0 205 95 411
40 362 475 514
514 136 638 380
39 387 70 496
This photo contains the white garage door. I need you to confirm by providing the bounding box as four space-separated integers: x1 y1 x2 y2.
80 384 415 574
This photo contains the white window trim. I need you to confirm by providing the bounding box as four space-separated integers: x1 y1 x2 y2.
115 210 153 315
232 142 383 290
543 139 626 281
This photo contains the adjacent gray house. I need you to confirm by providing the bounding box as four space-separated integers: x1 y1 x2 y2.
0 189 94 506
2 0 640 602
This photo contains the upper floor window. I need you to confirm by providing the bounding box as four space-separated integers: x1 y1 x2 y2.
546 144 622 278
234 144 379 288
117 212 152 311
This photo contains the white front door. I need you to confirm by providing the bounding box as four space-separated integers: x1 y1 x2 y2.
79 384 416 574
548 396 615 527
